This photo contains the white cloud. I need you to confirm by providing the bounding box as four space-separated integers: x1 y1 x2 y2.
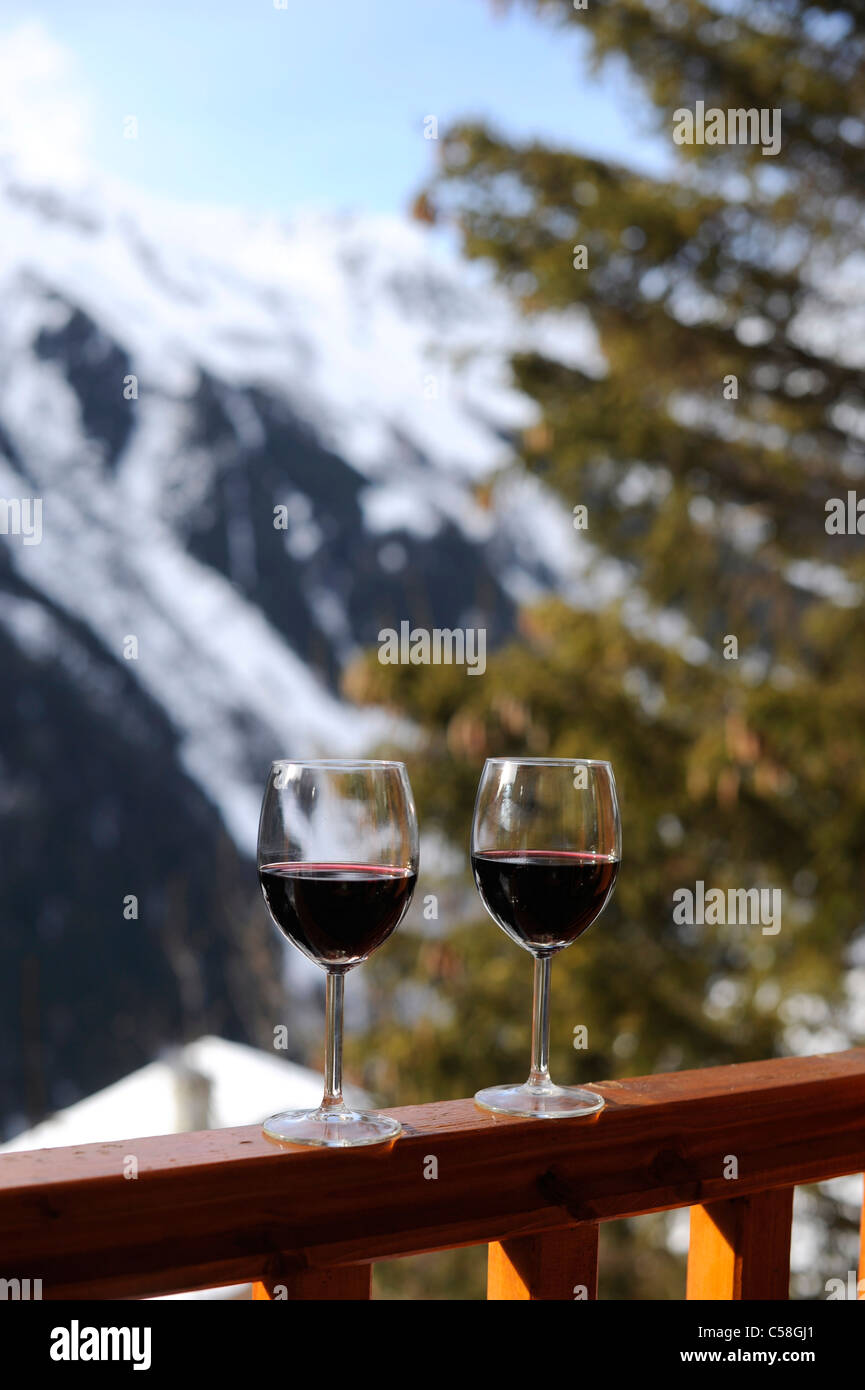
0 22 91 183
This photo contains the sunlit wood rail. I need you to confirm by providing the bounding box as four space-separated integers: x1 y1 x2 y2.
2 1049 865 1300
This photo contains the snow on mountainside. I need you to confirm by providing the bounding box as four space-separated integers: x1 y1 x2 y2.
0 155 603 1129
0 161 603 849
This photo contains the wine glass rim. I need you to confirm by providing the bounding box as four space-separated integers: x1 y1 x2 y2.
269 758 407 770
483 757 613 767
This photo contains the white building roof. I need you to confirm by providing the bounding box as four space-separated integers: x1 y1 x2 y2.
1 1034 368 1151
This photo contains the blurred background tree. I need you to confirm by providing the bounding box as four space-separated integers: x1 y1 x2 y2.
348 0 865 1298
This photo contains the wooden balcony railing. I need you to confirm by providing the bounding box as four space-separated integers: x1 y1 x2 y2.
3 1049 865 1300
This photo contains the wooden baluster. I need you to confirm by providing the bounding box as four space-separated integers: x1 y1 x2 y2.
859 1173 865 1300
488 1224 599 1300
253 1264 372 1300
686 1188 793 1300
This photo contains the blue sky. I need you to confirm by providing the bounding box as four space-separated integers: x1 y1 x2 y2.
2 1 668 216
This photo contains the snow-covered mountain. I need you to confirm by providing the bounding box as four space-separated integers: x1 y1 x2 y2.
0 162 606 842
0 158 600 1132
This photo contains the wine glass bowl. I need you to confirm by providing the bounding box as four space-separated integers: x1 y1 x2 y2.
471 758 620 1119
258 759 418 1147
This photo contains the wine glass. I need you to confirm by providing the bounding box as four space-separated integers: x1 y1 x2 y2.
471 757 620 1118
257 759 418 1146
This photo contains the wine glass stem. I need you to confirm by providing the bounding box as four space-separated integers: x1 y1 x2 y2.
528 955 552 1092
322 969 347 1113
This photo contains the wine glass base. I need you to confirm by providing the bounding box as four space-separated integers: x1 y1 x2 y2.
262 1107 401 1148
474 1083 605 1119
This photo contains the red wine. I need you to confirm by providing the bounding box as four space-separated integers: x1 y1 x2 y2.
259 862 416 969
472 849 618 955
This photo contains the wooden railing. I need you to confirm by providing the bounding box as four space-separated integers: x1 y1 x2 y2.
2 1049 865 1300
